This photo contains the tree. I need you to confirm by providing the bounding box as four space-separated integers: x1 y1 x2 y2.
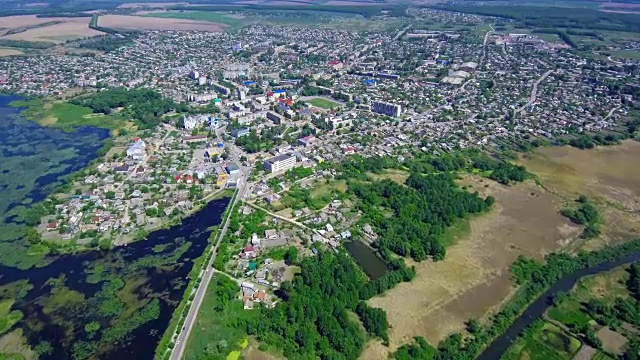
284 246 299 265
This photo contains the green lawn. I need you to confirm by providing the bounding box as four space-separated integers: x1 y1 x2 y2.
307 97 341 109
10 99 125 132
183 275 259 360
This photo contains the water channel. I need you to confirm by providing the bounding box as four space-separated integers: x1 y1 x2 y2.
478 251 640 360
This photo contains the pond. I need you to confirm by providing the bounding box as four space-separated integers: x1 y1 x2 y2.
344 240 389 279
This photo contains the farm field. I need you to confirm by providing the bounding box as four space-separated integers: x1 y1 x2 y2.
117 2 190 8
141 11 253 31
0 16 100 43
97 15 226 32
0 48 23 57
363 176 581 358
307 97 342 109
2 22 102 43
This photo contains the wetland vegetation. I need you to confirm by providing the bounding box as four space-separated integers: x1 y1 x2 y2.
0 94 232 359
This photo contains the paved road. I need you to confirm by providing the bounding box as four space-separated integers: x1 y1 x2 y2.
516 69 553 114
392 24 412 41
168 140 249 360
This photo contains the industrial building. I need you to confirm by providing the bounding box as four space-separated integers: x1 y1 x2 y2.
371 101 402 118
264 153 297 173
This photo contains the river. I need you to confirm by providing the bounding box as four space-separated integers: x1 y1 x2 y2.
0 94 231 359
478 251 640 360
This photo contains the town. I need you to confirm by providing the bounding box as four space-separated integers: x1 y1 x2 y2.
0 5 639 360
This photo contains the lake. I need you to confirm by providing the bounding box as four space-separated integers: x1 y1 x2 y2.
0 94 231 359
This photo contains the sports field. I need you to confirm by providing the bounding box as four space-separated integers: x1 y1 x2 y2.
307 97 341 109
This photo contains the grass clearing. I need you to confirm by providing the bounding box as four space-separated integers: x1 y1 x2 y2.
502 321 581 360
366 169 410 185
10 99 126 132
184 274 260 360
364 177 580 357
309 179 347 199
307 97 342 109
596 326 628 354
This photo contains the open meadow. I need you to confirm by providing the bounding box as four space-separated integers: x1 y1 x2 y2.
519 140 640 250
361 142 640 358
363 176 581 358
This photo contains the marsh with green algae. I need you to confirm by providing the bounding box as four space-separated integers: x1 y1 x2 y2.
0 94 232 359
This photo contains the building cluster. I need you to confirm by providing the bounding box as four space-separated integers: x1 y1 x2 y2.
1 8 636 249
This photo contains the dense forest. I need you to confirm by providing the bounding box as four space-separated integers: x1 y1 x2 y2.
350 173 492 261
405 151 529 185
70 88 185 128
242 250 394 359
73 34 137 52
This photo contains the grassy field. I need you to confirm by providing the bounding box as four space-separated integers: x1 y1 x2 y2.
366 169 410 185
502 321 581 360
518 141 640 250
307 97 342 109
364 176 580 357
10 99 128 133
183 275 260 360
309 179 347 199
